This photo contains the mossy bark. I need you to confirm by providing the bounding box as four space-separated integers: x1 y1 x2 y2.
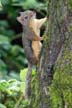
30 0 72 108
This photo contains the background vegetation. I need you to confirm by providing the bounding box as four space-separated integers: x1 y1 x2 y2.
0 0 72 108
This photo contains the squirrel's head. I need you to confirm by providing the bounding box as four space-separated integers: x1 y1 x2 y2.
17 10 36 26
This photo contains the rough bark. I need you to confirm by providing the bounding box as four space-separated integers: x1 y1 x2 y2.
30 0 71 108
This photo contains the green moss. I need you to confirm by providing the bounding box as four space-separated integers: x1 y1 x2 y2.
50 51 72 108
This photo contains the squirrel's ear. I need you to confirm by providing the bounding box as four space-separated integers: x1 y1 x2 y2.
19 12 23 15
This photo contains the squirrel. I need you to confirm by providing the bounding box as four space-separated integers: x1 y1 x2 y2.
17 10 47 99
17 10 47 64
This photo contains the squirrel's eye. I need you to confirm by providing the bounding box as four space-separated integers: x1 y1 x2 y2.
24 16 28 19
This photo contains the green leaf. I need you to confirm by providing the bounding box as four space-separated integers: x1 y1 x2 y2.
0 103 6 108
0 60 7 69
20 68 28 94
0 20 9 28
20 82 26 93
20 68 28 81
0 35 9 43
0 42 11 51
1 0 12 6
10 45 20 56
0 80 9 91
32 69 36 76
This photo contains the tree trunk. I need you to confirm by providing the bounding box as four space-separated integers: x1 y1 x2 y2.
30 0 72 108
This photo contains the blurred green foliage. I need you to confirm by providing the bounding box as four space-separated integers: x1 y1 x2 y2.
0 69 36 108
0 79 29 108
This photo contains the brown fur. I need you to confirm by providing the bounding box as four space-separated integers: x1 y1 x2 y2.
29 17 47 61
17 10 46 64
